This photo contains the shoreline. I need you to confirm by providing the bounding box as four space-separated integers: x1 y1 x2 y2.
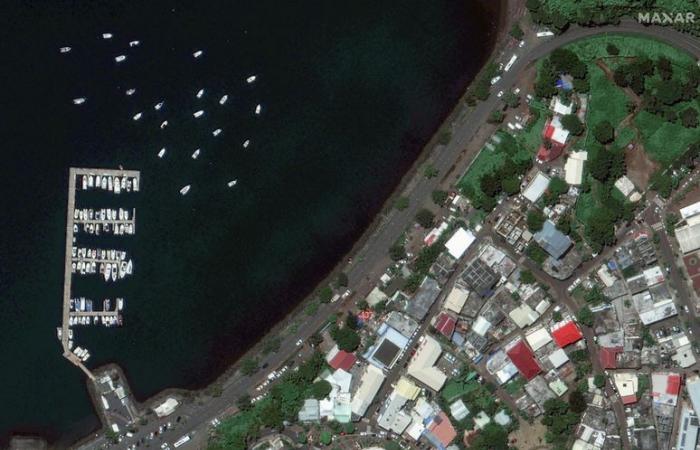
12 2 517 447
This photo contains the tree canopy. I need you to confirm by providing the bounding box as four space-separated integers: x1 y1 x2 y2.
593 120 615 144
561 114 584 136
415 208 435 228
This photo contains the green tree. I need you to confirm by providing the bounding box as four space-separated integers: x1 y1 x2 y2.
423 164 439 179
520 270 536 285
606 43 619 55
415 208 435 228
561 114 584 135
502 91 520 109
310 380 332 399
593 374 606 389
318 286 334 303
527 210 546 232
262 336 282 355
593 120 615 144
552 310 563 322
535 59 558 98
343 422 355 434
240 357 259 376
330 325 360 352
657 56 673 81
502 176 521 196
236 394 252 411
569 389 587 413
335 272 348 288
389 242 406 261
431 190 449 206
319 431 332 446
680 107 699 128
345 312 359 330
510 23 524 40
576 306 594 327
395 196 409 211
488 109 505 124
468 423 510 450
543 176 568 205
656 79 683 105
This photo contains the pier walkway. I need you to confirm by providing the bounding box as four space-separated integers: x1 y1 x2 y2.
60 168 140 380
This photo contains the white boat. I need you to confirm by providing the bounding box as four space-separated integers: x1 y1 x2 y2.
126 260 133 274
193 50 203 58
121 177 127 190
133 178 139 191
254 104 262 115
129 40 140 47
96 175 102 187
193 110 204 118
196 89 204 99
73 97 86 105
242 139 250 148
102 33 113 39
160 120 168 129
126 88 136 96
88 175 94 187
108 177 113 191
191 149 201 159
133 112 143 121
111 263 118 281
114 180 121 194
154 101 164 111
212 128 222 137
60 46 72 54
227 179 238 187
219 94 228 105
115 55 127 63
104 264 111 281
82 176 88 190
117 298 124 311
101 177 107 189
246 75 257 84
180 185 191 195
158 148 166 158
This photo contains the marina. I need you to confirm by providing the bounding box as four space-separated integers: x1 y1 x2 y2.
59 167 140 380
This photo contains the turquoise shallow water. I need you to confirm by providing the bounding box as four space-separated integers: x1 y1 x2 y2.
0 0 498 444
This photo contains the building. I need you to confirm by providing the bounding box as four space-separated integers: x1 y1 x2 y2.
327 346 357 371
424 412 457 450
433 312 456 338
377 378 420 434
407 335 447 391
550 320 583 348
153 398 179 417
298 399 320 423
534 220 572 259
444 283 469 314
509 304 540 328
675 204 700 254
445 227 476 260
405 277 441 321
523 172 551 203
425 221 449 246
676 403 700 450
612 372 638 405
461 258 499 297
564 151 588 185
365 286 388 308
651 372 681 406
526 327 552 352
615 176 637 198
506 340 541 380
550 96 574 115
350 364 386 418
599 346 623 369
367 323 409 370
450 399 470 421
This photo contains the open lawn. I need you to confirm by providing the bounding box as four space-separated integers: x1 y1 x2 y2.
517 110 548 153
575 188 596 224
614 126 636 149
635 111 700 165
564 34 696 68
442 379 480 403
587 65 629 129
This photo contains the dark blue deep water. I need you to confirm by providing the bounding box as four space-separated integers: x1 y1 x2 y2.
0 0 499 444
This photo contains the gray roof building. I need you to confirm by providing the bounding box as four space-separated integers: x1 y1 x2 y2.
534 220 572 259
404 277 441 320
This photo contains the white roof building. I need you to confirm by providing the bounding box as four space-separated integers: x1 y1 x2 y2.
450 399 470 421
444 284 469 314
350 364 386 417
509 304 539 328
523 172 551 203
526 327 553 351
406 335 447 391
564 151 588 185
365 286 388 307
548 348 570 368
551 96 574 115
549 115 570 144
153 398 179 417
676 222 700 254
681 201 700 220
472 316 492 336
676 403 700 450
597 265 616 287
445 227 476 260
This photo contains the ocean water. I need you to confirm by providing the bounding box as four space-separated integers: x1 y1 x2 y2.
0 0 498 444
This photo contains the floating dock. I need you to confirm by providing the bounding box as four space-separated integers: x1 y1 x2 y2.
60 168 140 379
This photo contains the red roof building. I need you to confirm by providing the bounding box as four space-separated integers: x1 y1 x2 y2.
599 346 623 369
434 312 456 338
506 340 541 380
621 395 638 405
551 320 583 348
327 348 357 371
427 412 457 448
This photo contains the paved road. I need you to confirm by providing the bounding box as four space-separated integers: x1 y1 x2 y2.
78 20 700 450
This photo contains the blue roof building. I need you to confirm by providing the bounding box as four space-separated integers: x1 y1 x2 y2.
534 220 572 259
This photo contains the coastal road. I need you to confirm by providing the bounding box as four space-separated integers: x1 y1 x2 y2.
78 20 700 450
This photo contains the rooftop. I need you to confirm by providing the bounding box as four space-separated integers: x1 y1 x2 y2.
534 220 572 259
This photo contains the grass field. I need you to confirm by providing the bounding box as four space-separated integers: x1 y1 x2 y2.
564 34 696 68
587 65 629 129
614 126 636 149
442 379 480 403
517 111 548 153
575 188 596 224
635 111 699 165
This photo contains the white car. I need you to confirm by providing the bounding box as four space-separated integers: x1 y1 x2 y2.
490 76 501 85
295 339 303 346
513 87 521 95
496 90 504 98
211 418 221 427
518 40 525 48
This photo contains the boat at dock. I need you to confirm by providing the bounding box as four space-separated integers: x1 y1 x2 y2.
103 299 111 311
219 94 228 105
111 263 118 281
180 185 191 195
104 264 111 282
117 298 124 311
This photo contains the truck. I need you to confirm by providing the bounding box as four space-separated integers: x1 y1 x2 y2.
536 30 554 37
504 54 518 72
173 435 191 448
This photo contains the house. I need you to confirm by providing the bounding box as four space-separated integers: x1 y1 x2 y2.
675 403 700 450
506 340 541 380
526 327 553 352
550 320 583 348
433 312 456 338
564 151 588 185
523 172 551 203
445 227 476 260
298 399 320 423
326 346 357 371
550 96 574 115
350 364 386 417
366 323 409 370
651 372 681 406
615 176 638 200
444 283 469 314
424 412 457 450
534 220 572 259
377 378 420 434
405 277 441 321
612 372 638 405
407 335 447 391
599 346 623 369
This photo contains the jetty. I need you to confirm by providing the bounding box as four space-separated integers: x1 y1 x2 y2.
60 168 140 379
